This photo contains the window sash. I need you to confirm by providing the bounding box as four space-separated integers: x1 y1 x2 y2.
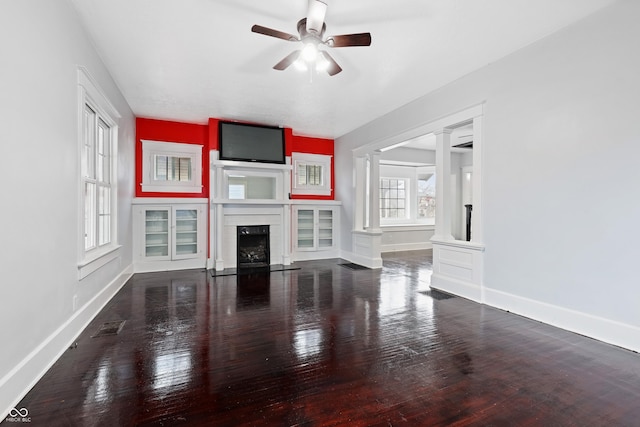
380 178 408 219
83 103 113 252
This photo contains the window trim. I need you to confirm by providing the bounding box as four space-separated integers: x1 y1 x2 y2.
379 176 411 224
77 67 121 279
140 140 203 193
379 165 436 226
291 152 332 196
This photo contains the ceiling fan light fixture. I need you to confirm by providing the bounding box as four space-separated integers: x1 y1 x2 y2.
293 58 308 72
315 52 330 72
306 0 327 33
301 42 318 62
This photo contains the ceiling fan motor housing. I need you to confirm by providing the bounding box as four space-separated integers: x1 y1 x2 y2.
297 18 326 42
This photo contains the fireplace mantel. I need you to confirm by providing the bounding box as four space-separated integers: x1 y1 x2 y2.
208 151 340 270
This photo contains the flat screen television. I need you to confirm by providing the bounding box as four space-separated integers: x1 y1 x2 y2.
219 121 286 164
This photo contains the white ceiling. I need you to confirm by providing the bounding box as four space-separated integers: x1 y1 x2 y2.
70 0 616 139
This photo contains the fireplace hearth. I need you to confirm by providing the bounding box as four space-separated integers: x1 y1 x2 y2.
237 225 270 270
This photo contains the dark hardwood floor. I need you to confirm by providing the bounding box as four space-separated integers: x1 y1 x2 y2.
7 250 640 426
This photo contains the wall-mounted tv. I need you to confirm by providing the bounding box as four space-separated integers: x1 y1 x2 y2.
219 121 286 164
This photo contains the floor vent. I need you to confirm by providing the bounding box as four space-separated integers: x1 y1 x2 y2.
339 263 370 270
92 320 126 338
419 289 456 300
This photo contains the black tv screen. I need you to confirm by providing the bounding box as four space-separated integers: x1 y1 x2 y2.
219 121 285 164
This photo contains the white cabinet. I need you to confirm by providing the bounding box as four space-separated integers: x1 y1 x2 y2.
293 205 339 260
133 201 207 272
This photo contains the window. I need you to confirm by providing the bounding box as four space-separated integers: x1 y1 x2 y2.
154 155 191 182
141 140 202 193
291 152 332 196
380 178 408 220
379 165 436 225
417 173 436 222
82 108 112 250
78 67 120 278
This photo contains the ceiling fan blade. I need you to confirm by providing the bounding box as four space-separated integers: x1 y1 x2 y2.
251 24 299 41
327 33 372 47
306 0 327 33
273 50 302 71
320 51 342 76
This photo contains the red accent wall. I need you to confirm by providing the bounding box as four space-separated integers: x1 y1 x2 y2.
135 118 210 198
136 117 335 201
289 135 335 201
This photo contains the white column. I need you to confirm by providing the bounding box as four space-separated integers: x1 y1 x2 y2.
471 116 483 243
367 151 381 232
434 129 453 240
353 155 366 231
282 204 291 265
214 165 225 270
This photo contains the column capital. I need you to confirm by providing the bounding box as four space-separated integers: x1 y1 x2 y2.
433 128 454 136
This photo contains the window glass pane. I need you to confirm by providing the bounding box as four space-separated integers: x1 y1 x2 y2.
418 174 436 219
84 182 96 250
154 155 192 182
155 155 168 180
83 105 96 179
297 165 307 186
178 157 191 181
379 177 408 220
97 120 110 183
98 185 111 246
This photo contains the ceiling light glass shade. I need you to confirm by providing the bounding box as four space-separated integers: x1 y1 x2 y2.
315 52 330 72
301 43 318 62
294 58 308 72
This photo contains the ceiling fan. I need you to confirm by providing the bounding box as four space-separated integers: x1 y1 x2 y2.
251 0 372 76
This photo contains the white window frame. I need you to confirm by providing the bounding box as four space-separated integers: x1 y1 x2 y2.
77 67 121 279
141 140 203 193
291 152 332 196
379 177 411 224
379 164 436 226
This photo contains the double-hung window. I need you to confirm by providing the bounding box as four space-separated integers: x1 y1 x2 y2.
380 178 408 220
82 107 112 250
78 68 120 279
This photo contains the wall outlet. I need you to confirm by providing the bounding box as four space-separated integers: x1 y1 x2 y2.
72 295 78 312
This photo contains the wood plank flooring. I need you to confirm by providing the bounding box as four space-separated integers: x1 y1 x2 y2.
7 251 640 426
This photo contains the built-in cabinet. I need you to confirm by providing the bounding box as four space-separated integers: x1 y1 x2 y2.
133 199 207 272
293 205 339 261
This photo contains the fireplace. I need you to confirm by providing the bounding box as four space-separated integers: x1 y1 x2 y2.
237 225 270 270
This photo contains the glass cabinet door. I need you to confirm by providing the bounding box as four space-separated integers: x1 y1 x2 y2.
145 209 169 257
174 208 198 257
297 209 315 249
318 209 333 248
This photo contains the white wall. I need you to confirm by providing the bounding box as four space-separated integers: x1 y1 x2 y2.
0 0 135 416
336 0 640 351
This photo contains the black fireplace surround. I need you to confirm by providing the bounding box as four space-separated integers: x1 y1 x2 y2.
236 225 270 270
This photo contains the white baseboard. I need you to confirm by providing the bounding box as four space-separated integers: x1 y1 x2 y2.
0 264 133 420
484 286 640 353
